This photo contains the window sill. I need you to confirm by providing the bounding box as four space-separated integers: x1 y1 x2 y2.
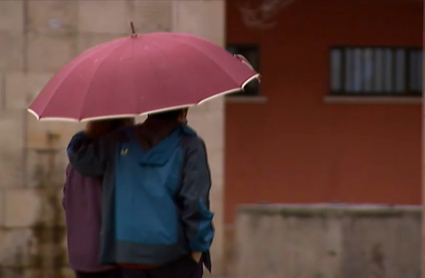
226 95 268 104
324 95 422 104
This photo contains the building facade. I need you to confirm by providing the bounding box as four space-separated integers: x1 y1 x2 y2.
224 1 422 274
225 0 423 223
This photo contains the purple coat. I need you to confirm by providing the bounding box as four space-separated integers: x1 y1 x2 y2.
63 164 116 272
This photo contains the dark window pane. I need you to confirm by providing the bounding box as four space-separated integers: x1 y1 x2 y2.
409 51 419 92
363 48 373 92
345 49 354 92
415 50 423 93
353 48 363 93
330 49 342 92
395 49 406 93
374 49 384 92
331 46 421 96
383 49 393 93
419 51 423 93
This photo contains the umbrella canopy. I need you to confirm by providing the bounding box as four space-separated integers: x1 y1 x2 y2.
28 32 259 122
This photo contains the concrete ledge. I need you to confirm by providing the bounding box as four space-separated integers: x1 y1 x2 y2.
226 95 268 103
237 203 421 217
323 95 422 104
235 203 421 278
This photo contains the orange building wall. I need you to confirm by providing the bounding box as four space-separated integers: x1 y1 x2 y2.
225 0 423 223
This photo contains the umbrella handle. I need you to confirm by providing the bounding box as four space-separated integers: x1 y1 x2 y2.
130 22 137 37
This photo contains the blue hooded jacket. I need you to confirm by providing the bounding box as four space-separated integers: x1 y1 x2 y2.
67 125 214 270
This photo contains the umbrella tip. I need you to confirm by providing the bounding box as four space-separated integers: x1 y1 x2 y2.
130 21 137 37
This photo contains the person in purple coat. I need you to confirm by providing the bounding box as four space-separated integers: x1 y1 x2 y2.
63 118 134 278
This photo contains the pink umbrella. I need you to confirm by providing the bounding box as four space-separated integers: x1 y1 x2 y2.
28 27 259 122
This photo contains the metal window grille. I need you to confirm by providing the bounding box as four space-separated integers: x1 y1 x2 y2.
330 47 423 96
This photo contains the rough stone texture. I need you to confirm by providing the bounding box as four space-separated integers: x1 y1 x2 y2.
77 33 122 54
0 32 24 71
5 72 55 111
25 148 69 189
0 1 24 33
172 0 226 46
26 115 80 150
77 1 133 34
235 204 422 278
223 225 237 277
133 0 173 32
4 189 42 228
0 228 33 267
0 111 25 189
27 34 78 72
27 1 78 35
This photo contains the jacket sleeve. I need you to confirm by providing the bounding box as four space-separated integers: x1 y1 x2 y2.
179 137 214 252
67 131 111 177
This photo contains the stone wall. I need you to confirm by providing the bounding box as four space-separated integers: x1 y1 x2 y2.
235 204 421 278
0 1 225 277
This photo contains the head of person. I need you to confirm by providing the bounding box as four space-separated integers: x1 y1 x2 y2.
85 118 134 138
148 108 188 124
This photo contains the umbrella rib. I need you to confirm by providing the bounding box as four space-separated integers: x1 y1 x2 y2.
135 38 170 112
77 39 129 120
131 39 140 115
146 37 236 105
35 43 119 118
166 36 241 85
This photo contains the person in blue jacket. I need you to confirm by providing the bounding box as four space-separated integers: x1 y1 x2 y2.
67 108 214 278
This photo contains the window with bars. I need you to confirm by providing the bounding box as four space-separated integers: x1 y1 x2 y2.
330 47 423 96
226 44 260 96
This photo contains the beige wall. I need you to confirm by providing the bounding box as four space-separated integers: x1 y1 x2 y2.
0 1 225 277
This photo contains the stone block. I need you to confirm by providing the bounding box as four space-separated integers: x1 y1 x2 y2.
0 228 33 267
0 268 38 278
205 149 224 188
26 113 81 150
28 0 78 35
209 190 224 277
0 32 24 71
0 111 25 188
0 1 24 33
78 1 134 34
61 268 75 278
5 72 54 110
4 189 42 228
25 148 68 188
172 0 225 46
224 225 237 277
187 101 224 152
28 229 68 267
0 74 5 110
132 0 173 33
27 33 78 72
77 33 121 54
5 187 65 228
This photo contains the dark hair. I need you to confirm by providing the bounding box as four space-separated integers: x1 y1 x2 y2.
109 118 134 130
149 109 187 120
86 118 134 138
